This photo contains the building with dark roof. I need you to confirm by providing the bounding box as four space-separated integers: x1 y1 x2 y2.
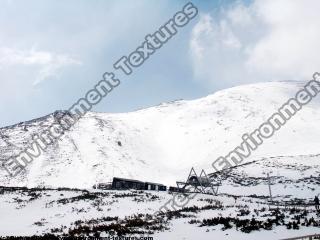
112 177 145 190
111 177 167 191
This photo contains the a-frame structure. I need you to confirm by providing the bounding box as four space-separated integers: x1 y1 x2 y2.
176 167 221 195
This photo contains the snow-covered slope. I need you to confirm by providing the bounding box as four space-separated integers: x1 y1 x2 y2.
1 187 319 239
1 81 320 188
212 154 320 199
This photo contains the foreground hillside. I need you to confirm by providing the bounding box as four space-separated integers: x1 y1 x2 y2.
0 186 319 239
1 81 320 188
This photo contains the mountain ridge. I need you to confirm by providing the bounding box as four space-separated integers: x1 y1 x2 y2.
0 81 319 188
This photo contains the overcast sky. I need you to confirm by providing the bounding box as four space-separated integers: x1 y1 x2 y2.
1 0 320 127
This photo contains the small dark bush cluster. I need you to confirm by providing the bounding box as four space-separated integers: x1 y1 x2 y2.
159 203 224 221
237 208 250 216
113 193 139 198
198 198 222 205
201 216 277 233
0 233 73 240
56 193 99 204
49 213 168 237
200 206 320 233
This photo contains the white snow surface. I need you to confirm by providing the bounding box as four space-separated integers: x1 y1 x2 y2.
0 81 320 188
0 188 319 239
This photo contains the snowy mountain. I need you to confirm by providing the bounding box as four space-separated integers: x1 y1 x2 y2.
1 81 320 189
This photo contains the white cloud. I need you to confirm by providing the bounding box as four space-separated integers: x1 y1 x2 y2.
0 47 81 85
190 0 320 88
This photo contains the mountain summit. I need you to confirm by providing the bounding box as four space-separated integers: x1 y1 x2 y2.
1 81 319 189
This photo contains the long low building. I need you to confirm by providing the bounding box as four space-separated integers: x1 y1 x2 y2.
111 177 167 191
112 177 145 190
